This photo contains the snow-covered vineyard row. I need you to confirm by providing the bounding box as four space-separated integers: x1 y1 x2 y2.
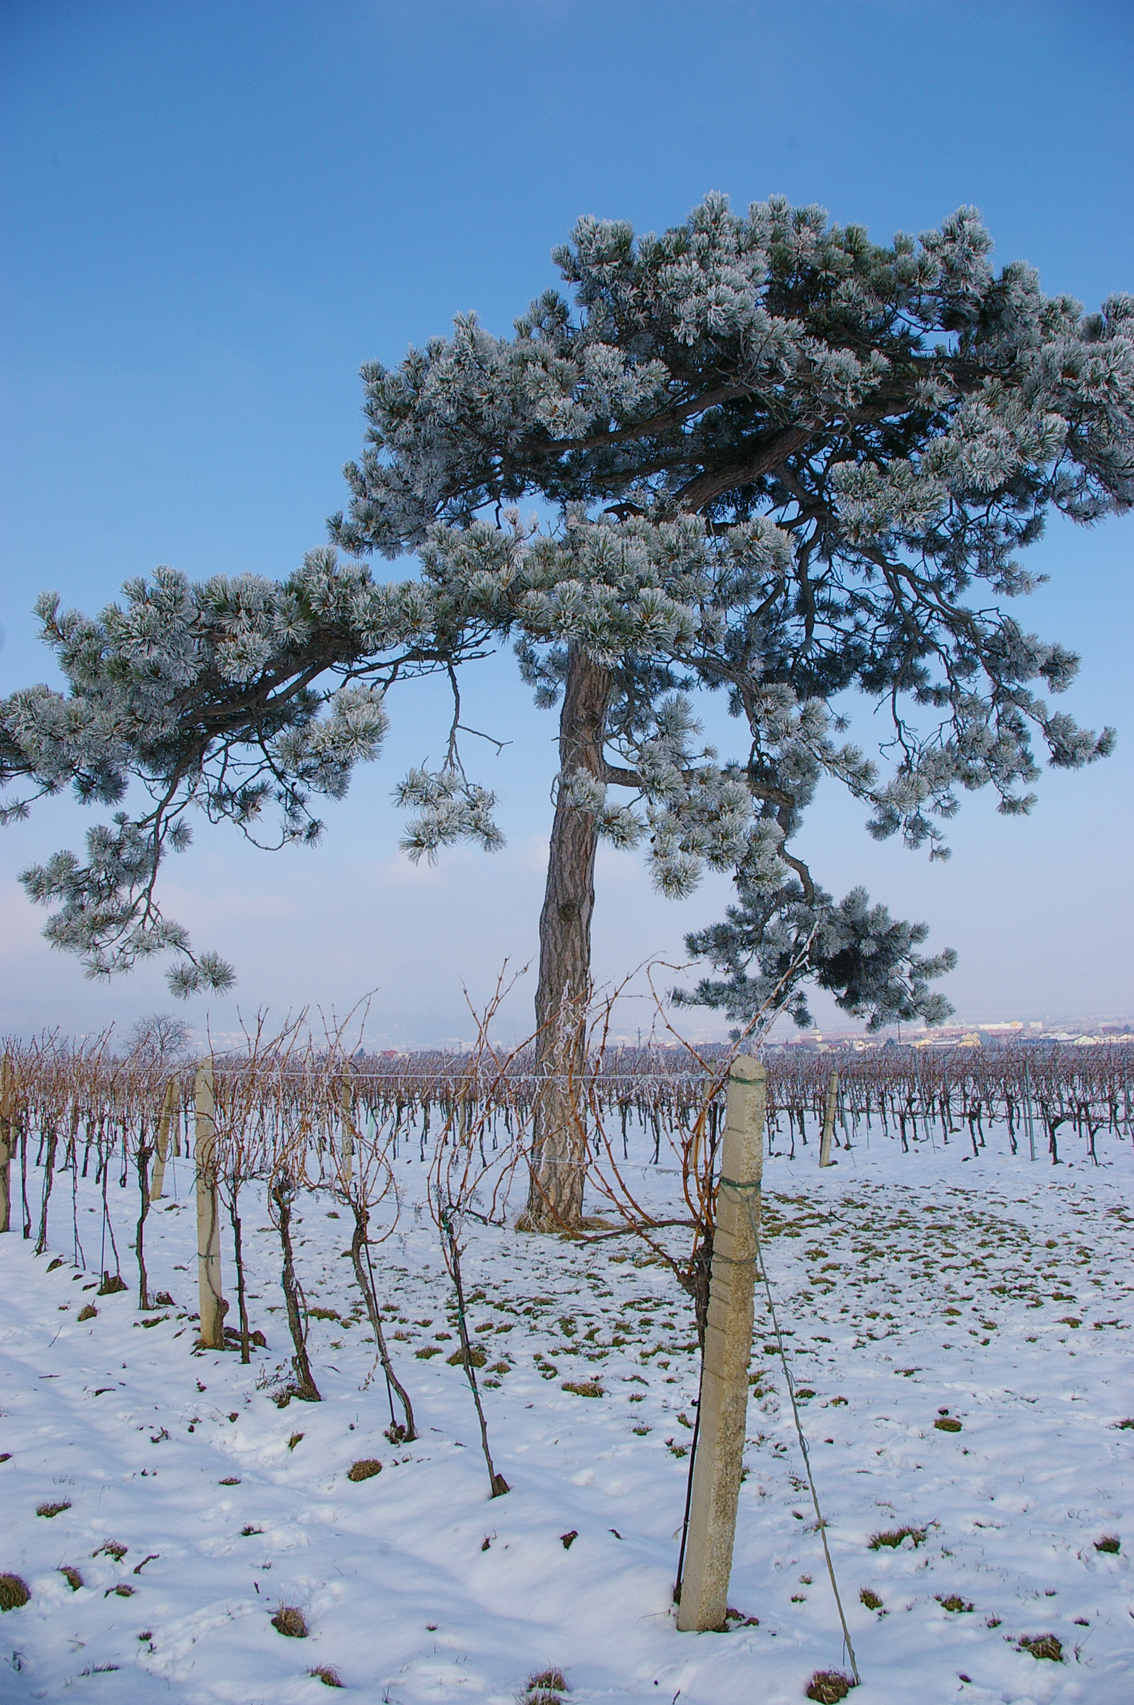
0 1045 1132 1704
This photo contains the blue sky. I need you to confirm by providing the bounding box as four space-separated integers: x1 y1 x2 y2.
2 0 1132 1045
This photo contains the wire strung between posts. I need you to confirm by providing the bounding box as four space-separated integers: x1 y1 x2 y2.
723 1177 860 1686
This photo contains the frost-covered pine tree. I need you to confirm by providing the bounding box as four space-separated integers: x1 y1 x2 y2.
3 195 1130 1226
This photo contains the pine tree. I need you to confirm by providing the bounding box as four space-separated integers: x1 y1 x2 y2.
3 195 1129 1224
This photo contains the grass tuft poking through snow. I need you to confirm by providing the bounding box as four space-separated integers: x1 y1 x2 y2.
805 1669 857 1702
1018 1633 1064 1661
521 1667 569 1704
270 1604 308 1638
868 1525 927 1550
0 1573 30 1611
346 1457 382 1481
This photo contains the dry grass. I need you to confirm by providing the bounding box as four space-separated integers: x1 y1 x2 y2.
59 1567 83 1592
0 1574 30 1611
934 1416 963 1433
868 1525 926 1550
446 1344 487 1367
1094 1534 1120 1553
858 1588 882 1610
561 1380 603 1398
805 1671 857 1703
1018 1634 1064 1661
36 1500 71 1518
346 1458 382 1482
307 1664 344 1687
936 1594 973 1613
520 1669 568 1704
77 1304 97 1322
271 1604 309 1638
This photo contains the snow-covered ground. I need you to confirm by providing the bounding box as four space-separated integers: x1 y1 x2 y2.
1 1128 1131 1703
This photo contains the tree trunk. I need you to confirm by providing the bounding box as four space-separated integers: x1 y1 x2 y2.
349 1199 416 1441
0 1056 13 1235
271 1174 321 1401
35 1121 58 1256
524 644 612 1230
194 1061 227 1349
134 1119 153 1310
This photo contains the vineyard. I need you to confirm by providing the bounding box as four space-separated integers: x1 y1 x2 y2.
0 1035 1132 1703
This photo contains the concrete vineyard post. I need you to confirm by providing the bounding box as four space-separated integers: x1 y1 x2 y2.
0 1055 12 1234
194 1060 227 1349
1024 1062 1037 1162
818 1071 839 1168
339 1078 354 1186
676 1054 765 1632
150 1076 178 1202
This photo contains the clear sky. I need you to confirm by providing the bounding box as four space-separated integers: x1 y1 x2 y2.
2 0 1132 1047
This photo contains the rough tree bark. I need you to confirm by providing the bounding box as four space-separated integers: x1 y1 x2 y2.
194 1060 227 1350
0 1055 13 1235
134 1116 154 1310
523 643 612 1229
348 1198 416 1441
270 1172 321 1401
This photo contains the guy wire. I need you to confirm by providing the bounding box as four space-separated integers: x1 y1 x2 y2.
733 1180 861 1685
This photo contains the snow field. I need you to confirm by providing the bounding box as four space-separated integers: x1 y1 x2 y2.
0 1135 1131 1703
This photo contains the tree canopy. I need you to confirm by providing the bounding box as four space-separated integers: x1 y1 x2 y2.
2 194 1128 1034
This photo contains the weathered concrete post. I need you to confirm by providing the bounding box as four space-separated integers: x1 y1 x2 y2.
339 1076 355 1186
818 1071 839 1168
677 1054 766 1632
150 1075 179 1202
194 1060 227 1349
0 1055 13 1234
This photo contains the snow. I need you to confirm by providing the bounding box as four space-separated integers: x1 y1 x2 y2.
0 1128 1132 1703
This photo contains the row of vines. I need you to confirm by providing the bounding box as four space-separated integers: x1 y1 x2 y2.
1 1032 1131 1490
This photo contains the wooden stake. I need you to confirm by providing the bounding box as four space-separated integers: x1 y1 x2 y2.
818 1071 839 1168
194 1061 227 1349
0 1056 12 1235
676 1054 765 1632
150 1076 178 1202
